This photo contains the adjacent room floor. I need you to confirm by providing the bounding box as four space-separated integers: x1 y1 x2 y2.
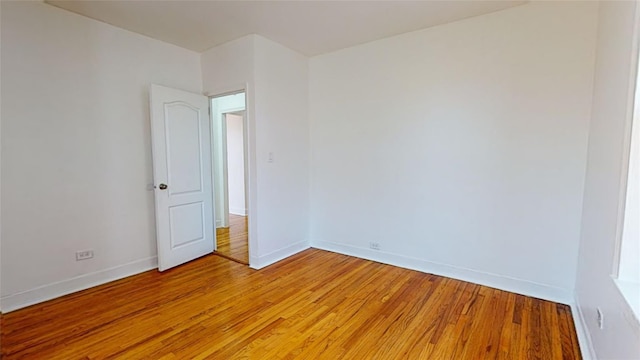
0 249 581 359
215 214 249 264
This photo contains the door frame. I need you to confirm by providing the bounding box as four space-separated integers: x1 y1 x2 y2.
221 111 249 217
207 85 255 266
220 109 246 223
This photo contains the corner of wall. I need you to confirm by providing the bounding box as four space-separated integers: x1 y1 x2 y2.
249 241 309 270
572 292 598 360
1 256 158 313
311 239 574 305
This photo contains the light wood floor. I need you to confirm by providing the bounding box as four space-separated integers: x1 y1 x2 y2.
215 214 248 264
1 249 581 359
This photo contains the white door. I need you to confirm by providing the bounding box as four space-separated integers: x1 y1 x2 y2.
150 84 214 271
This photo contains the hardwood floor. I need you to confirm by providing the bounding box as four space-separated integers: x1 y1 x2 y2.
215 214 249 264
1 249 581 359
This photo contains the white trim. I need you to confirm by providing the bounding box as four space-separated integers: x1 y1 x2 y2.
613 0 640 277
1 256 158 313
249 241 309 270
229 208 247 216
311 240 573 305
221 106 246 114
572 295 597 360
223 110 247 220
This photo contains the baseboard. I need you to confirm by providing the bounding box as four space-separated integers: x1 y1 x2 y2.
229 208 247 216
1 256 158 313
250 241 309 270
572 294 597 360
216 219 222 227
311 240 573 305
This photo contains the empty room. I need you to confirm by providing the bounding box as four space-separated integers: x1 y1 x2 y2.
1 0 639 359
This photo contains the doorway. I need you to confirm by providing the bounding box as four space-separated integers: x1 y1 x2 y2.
210 92 249 264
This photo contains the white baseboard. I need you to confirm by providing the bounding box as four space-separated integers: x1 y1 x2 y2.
229 208 247 216
1 256 158 313
250 241 309 270
572 294 597 360
311 240 573 305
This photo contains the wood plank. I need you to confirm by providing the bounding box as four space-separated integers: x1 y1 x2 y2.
1 249 582 359
215 214 248 264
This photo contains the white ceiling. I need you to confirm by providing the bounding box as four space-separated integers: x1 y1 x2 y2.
45 0 526 56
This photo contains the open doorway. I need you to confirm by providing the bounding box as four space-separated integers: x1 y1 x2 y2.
211 92 249 264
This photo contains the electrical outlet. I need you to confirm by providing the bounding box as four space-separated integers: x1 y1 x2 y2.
596 307 604 329
369 242 380 250
76 250 94 261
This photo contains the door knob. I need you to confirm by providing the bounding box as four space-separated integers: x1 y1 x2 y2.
158 183 168 190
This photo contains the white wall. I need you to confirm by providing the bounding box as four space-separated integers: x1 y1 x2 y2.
575 1 640 359
619 85 639 284
201 36 255 98
252 36 310 265
618 50 640 285
0 0 3 312
226 113 246 216
309 1 598 303
201 35 310 268
1 2 202 311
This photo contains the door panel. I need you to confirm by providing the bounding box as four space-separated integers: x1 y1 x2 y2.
150 84 214 271
169 202 205 248
166 103 203 195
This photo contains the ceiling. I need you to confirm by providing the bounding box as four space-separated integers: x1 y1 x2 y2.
45 0 527 56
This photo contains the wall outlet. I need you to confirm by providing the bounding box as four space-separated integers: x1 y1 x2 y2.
76 250 94 261
369 242 380 250
596 307 604 329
